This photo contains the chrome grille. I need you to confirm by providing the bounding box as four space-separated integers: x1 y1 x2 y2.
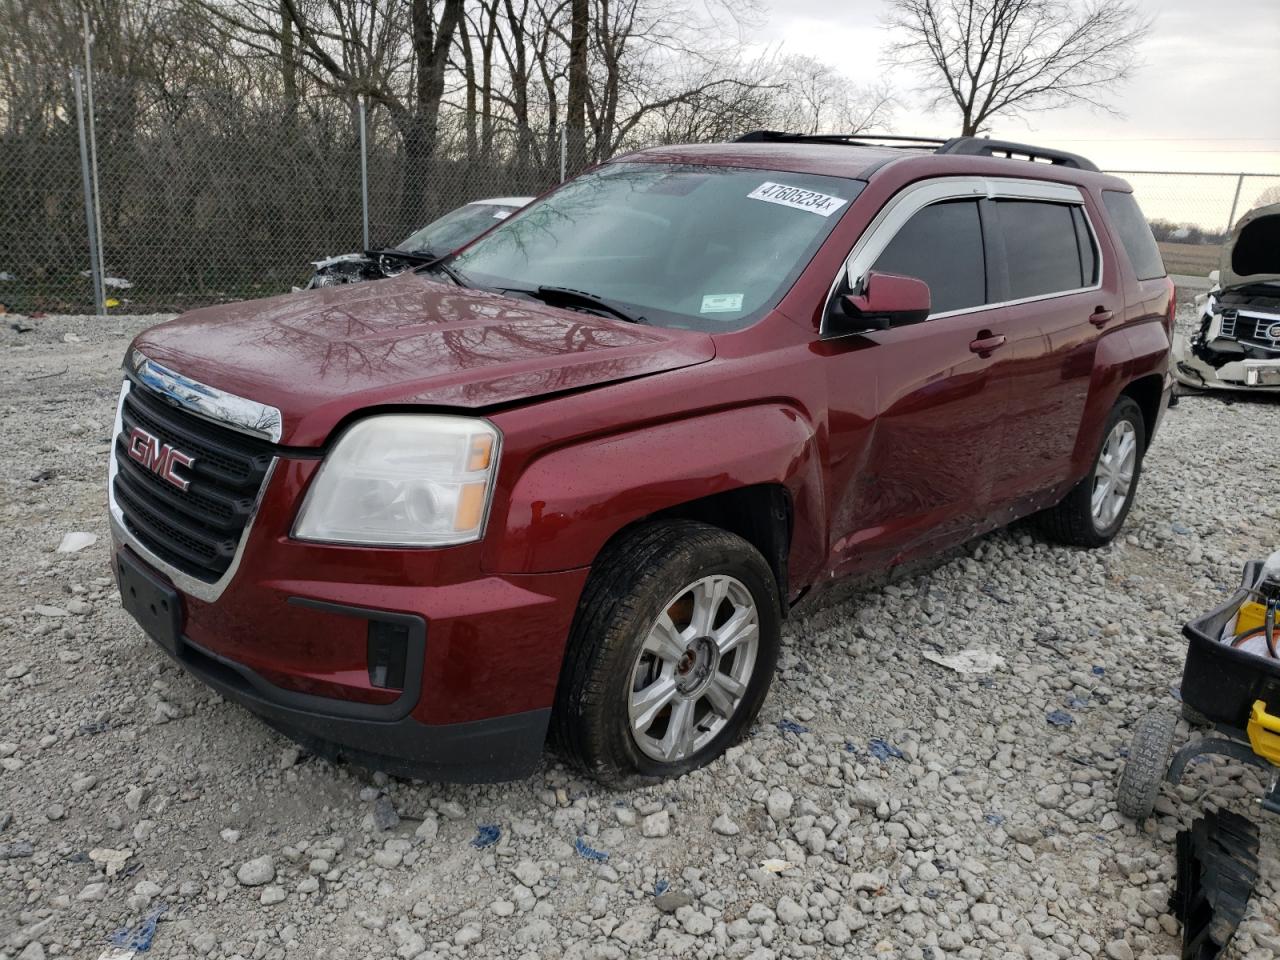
1235 313 1280 350
112 379 276 582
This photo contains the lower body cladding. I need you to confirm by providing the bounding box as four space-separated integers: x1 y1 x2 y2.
111 538 589 783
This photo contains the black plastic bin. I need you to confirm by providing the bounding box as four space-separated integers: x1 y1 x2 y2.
1180 561 1280 729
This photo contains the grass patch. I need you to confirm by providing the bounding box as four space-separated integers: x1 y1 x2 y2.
1159 241 1219 279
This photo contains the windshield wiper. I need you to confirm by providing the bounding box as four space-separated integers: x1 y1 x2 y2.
368 247 436 263
420 256 470 287
520 285 647 324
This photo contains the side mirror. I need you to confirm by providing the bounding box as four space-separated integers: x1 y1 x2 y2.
1208 269 1220 287
824 270 931 338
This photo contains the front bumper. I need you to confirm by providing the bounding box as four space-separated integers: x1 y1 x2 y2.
136 570 551 783
110 454 589 781
1172 338 1280 393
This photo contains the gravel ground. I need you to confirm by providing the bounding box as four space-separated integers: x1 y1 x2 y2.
3 311 1280 960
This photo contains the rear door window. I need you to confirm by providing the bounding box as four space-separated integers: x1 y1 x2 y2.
872 199 986 315
1102 190 1166 281
993 200 1091 299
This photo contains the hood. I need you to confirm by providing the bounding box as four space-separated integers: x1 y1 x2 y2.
131 273 715 446
1220 202 1280 290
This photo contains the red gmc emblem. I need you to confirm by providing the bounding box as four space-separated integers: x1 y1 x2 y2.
127 426 196 491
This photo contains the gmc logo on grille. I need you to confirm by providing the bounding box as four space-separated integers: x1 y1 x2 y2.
127 426 196 492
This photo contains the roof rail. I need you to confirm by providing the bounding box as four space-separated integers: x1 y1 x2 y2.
936 136 1099 172
735 130 948 149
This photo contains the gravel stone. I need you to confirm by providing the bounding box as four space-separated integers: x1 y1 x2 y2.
680 909 714 935
712 813 740 835
512 859 543 887
236 855 275 886
776 896 807 925
765 788 794 821
371 795 400 830
641 810 670 837
654 890 694 913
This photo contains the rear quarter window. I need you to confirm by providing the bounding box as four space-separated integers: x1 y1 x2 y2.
1102 190 1166 281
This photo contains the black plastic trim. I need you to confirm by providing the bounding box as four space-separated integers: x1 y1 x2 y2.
735 130 947 148
937 136 1100 172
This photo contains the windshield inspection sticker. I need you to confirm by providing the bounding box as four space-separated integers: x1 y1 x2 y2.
748 181 847 217
701 293 744 313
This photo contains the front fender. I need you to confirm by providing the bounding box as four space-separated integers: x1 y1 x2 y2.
483 404 825 580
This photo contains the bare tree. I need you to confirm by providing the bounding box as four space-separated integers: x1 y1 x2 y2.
565 0 588 173
770 55 894 135
885 0 1150 136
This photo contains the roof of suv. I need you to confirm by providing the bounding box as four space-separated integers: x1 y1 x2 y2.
619 138 1130 191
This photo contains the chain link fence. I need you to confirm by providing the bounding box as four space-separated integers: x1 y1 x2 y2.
3 68 1278 315
1 67 564 314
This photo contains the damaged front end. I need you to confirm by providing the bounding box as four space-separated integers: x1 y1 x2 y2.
1174 203 1280 392
1174 287 1280 391
302 251 418 289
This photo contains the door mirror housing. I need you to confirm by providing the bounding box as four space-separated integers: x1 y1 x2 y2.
824 271 932 338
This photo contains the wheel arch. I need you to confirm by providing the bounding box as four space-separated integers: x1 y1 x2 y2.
1119 372 1165 449
483 404 825 601
610 484 794 615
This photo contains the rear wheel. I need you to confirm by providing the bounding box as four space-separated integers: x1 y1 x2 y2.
1037 396 1146 547
552 521 780 784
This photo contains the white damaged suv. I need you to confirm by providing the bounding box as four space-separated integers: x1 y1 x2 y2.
1174 202 1280 393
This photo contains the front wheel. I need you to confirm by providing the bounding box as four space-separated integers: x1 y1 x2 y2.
552 521 781 784
1036 396 1146 547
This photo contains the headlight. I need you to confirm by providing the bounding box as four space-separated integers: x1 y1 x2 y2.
293 415 500 546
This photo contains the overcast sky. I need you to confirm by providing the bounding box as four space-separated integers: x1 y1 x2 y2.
749 0 1280 175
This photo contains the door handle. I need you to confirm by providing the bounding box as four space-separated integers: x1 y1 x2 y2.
1089 307 1114 328
968 333 1007 356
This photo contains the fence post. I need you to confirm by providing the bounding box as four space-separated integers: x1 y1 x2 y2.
358 98 370 250
72 67 105 316
560 126 567 183
1225 174 1244 235
83 12 105 298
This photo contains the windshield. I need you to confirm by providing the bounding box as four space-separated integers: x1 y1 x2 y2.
397 202 522 255
450 162 863 331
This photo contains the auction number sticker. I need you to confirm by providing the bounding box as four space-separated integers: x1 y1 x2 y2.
747 182 847 217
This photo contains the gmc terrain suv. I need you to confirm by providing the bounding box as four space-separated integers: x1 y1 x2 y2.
110 133 1174 783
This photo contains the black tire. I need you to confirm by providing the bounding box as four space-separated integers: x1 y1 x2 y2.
1116 708 1177 822
1180 702 1210 728
552 520 781 784
1170 809 1260 957
1036 396 1146 547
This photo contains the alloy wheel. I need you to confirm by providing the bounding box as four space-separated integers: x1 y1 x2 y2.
627 574 760 763
1091 419 1138 530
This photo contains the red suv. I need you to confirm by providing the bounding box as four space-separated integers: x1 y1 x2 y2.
110 134 1174 783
